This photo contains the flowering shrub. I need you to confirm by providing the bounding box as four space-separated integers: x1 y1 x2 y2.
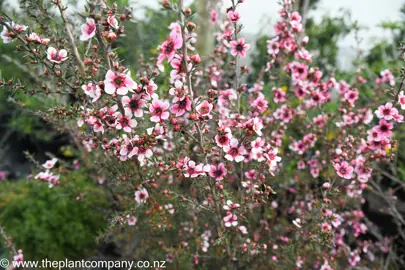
1 0 405 269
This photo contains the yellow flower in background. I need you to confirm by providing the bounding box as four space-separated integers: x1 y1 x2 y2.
327 132 335 141
281 85 288 92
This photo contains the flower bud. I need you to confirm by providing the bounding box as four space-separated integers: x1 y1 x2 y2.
187 22 196 31
190 54 201 64
185 8 192 16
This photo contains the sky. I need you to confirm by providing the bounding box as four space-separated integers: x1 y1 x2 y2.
133 0 403 49
4 0 405 68
131 0 404 69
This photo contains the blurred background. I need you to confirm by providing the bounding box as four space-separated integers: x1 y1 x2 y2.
1 0 405 266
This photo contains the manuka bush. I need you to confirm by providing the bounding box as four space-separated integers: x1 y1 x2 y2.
1 0 405 269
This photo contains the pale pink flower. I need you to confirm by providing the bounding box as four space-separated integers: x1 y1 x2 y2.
1 22 27 43
227 10 240 23
267 37 280 56
82 82 102 102
238 226 248 234
398 91 405 110
42 158 58 169
122 94 146 117
170 96 192 117
104 70 137 95
334 161 354 179
208 163 227 181
252 117 263 136
223 200 240 210
215 128 232 148
375 102 398 121
210 9 219 23
224 138 246 162
183 160 208 178
127 216 137 226
27 32 50 45
135 145 153 164
80 18 96 41
46 47 68 64
158 32 183 63
135 188 149 204
344 90 358 106
196 100 213 117
115 109 137 133
107 16 119 29
230 38 250 58
223 213 238 227
149 99 170 122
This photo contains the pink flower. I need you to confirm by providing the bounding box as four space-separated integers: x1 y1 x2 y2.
46 47 68 64
122 94 146 117
196 100 213 118
320 260 333 270
80 18 96 41
210 9 218 23
344 90 358 106
334 161 354 179
252 117 263 136
230 38 250 58
183 160 208 178
149 99 170 122
215 128 232 148
227 10 240 23
267 37 280 56
374 119 393 138
104 70 137 95
134 145 153 164
27 32 49 45
158 32 183 64
115 109 137 133
398 91 405 110
375 103 398 121
42 158 58 169
127 216 137 226
273 87 286 103
223 213 238 227
252 95 268 113
245 169 257 180
135 188 149 204
208 163 227 181
82 82 102 102
1 22 27 43
170 96 192 117
13 252 23 263
223 200 240 210
321 222 332 232
224 138 246 162
107 16 119 29
264 148 282 174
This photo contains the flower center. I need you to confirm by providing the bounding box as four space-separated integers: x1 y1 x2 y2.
114 77 124 86
165 41 174 53
155 107 163 115
129 100 139 110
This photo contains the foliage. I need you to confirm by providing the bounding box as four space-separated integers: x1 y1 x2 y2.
0 171 108 261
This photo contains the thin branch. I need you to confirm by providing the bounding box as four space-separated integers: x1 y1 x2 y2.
55 0 86 71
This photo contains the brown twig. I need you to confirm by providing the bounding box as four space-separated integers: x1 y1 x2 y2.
55 0 86 71
0 19 77 92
